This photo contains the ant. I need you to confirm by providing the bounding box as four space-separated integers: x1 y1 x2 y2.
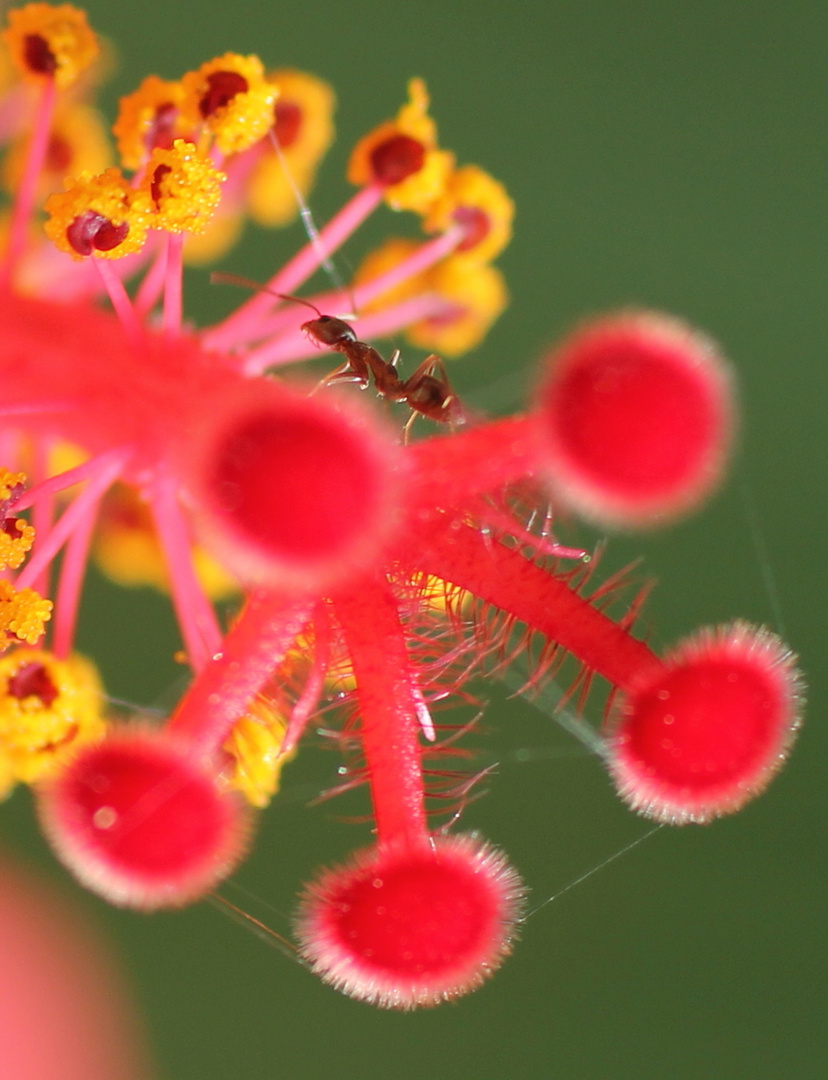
304 312 467 434
212 272 467 437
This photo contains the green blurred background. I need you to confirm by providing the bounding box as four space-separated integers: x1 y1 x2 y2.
4 0 826 1077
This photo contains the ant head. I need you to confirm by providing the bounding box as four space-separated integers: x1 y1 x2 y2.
302 315 357 348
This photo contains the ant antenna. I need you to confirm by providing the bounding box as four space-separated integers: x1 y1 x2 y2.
210 271 324 318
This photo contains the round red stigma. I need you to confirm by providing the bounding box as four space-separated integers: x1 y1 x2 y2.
184 382 405 590
296 834 525 1009
369 134 426 186
608 623 803 824
65 211 129 256
534 311 733 528
199 70 248 118
37 729 250 909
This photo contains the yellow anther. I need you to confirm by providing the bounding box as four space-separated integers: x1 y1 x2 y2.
142 139 226 234
407 253 509 356
424 164 514 263
347 78 454 214
0 580 52 647
113 74 188 171
93 483 237 600
0 648 105 795
2 4 99 89
246 68 336 228
354 240 509 356
180 53 278 157
1 100 112 200
43 166 150 258
221 698 295 808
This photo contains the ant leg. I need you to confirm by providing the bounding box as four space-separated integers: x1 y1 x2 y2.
402 409 420 444
312 361 369 394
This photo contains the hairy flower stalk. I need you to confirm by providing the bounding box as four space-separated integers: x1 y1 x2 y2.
0 4 804 1007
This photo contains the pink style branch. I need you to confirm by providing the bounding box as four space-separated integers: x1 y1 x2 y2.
0 3 803 1010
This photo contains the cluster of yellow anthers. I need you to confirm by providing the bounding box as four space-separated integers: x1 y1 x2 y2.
0 461 287 805
0 468 96 796
2 3 513 354
348 78 513 355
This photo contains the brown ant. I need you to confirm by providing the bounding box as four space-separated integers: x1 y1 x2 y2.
212 272 467 436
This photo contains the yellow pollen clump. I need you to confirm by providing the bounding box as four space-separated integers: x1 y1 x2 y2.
424 164 515 263
0 648 106 795
180 53 278 157
43 166 151 258
0 580 52 647
221 698 295 808
143 139 226 234
2 3 99 89
347 78 454 214
113 74 189 171
0 468 33 572
0 518 35 571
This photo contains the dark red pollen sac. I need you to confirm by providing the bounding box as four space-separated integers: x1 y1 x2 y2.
23 33 57 76
454 205 491 251
8 663 58 707
199 70 248 119
273 99 302 148
37 732 249 909
65 211 129 256
147 102 178 153
1 517 22 539
150 163 172 207
369 134 426 186
46 134 74 174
